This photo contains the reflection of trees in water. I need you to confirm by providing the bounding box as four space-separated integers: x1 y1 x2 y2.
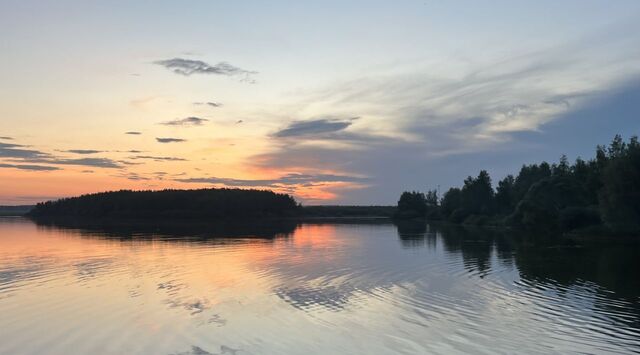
395 221 436 248
395 221 640 324
514 241 640 326
397 222 502 278
438 224 495 278
31 217 298 242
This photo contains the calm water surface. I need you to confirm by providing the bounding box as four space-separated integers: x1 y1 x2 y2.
0 217 639 354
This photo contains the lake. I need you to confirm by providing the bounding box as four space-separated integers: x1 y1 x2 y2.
0 217 639 354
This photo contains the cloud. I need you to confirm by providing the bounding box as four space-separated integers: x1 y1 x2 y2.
0 163 60 171
21 157 122 169
0 136 13 140
65 149 103 155
194 102 222 108
122 173 151 181
273 117 358 138
129 155 187 162
160 117 208 126
1 140 122 170
0 142 50 159
156 137 187 143
125 131 142 135
153 58 257 82
176 172 368 187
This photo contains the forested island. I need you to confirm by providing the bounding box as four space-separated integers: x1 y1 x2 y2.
29 188 300 219
395 135 640 235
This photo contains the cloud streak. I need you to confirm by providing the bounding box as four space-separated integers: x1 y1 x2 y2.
156 137 186 143
176 172 368 187
129 155 187 162
160 117 208 126
65 149 103 155
273 117 358 138
194 102 222 108
0 142 50 159
0 163 60 171
154 58 257 82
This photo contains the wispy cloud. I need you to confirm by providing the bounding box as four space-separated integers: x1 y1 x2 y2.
125 131 142 135
160 117 208 126
273 117 359 138
129 155 187 162
176 172 368 187
154 58 257 82
2 140 122 170
156 137 187 143
65 149 103 155
0 136 13 140
194 102 222 108
22 157 122 169
0 142 49 159
0 163 60 171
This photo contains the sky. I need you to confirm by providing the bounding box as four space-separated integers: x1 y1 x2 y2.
1 0 640 205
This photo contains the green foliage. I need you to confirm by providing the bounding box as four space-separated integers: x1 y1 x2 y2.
395 191 427 219
461 170 494 216
599 136 640 232
397 134 640 235
440 188 462 217
495 175 515 213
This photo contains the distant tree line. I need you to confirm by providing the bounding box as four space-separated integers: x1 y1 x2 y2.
395 135 640 234
29 188 300 219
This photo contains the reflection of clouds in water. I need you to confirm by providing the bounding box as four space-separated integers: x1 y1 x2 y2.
127 284 142 298
207 314 227 327
157 280 186 296
158 280 214 316
165 298 210 315
0 256 57 298
73 257 114 282
274 285 357 312
0 263 44 285
171 345 242 355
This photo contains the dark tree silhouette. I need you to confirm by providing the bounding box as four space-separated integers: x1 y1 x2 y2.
395 191 427 219
29 188 300 219
395 134 640 235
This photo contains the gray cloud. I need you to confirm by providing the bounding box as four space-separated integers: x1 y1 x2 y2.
1 140 122 170
160 117 208 126
0 163 60 171
176 173 368 187
156 137 187 143
274 117 358 138
129 155 187 162
0 136 13 140
125 131 142 135
194 102 222 108
123 173 151 181
154 58 257 81
65 149 103 155
0 142 50 159
21 157 122 169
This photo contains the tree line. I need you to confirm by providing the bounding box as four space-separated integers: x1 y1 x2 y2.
396 135 640 234
29 188 300 219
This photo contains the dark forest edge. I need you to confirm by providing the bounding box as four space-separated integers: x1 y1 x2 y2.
394 135 640 236
26 189 396 221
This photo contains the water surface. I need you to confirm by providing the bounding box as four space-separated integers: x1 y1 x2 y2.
0 217 638 354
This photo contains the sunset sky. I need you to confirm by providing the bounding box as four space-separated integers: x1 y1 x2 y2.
1 0 640 205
